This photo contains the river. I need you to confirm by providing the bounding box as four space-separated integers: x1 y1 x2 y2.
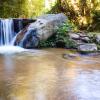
0 48 100 100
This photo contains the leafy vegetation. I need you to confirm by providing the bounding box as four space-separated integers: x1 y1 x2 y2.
89 10 100 31
49 0 100 31
0 0 44 18
0 0 100 31
38 21 76 48
87 32 100 50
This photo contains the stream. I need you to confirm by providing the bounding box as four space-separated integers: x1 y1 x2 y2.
0 48 100 100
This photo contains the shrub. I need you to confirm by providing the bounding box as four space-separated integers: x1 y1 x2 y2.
88 10 100 31
38 21 76 48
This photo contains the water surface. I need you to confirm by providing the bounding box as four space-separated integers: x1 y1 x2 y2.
0 48 100 100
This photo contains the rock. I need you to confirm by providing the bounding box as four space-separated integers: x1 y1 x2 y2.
83 52 100 56
14 13 67 48
69 33 80 40
78 43 97 52
77 33 87 37
18 29 39 48
73 40 84 46
28 13 67 40
81 37 90 43
63 53 79 59
13 18 35 33
96 34 100 43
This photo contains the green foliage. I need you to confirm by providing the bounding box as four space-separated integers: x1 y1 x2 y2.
87 32 100 50
0 0 27 18
25 0 45 18
87 32 100 43
0 0 44 18
88 10 100 31
49 0 100 30
97 44 100 50
38 21 76 48
87 32 96 43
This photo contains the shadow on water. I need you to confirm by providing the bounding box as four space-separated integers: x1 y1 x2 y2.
0 48 100 100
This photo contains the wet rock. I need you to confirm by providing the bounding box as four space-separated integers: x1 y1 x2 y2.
82 52 100 56
13 26 29 45
18 29 39 48
78 43 97 52
13 18 35 33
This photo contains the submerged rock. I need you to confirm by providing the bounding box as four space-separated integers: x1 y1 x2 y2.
14 13 67 48
63 53 79 59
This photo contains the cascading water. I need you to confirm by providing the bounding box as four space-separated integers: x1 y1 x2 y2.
0 19 15 45
0 18 35 54
0 19 27 54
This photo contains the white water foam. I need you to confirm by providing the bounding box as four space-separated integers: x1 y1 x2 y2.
0 19 27 54
0 46 27 54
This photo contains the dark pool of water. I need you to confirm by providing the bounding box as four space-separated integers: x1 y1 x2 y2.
0 48 100 100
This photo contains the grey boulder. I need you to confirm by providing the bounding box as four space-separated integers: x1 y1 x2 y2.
14 13 67 48
78 43 97 52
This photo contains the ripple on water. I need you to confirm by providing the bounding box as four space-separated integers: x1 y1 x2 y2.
0 48 100 100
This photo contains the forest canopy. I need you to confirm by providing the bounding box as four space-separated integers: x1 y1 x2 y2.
0 0 99 30
0 0 45 18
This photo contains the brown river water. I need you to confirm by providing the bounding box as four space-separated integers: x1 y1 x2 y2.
0 48 100 100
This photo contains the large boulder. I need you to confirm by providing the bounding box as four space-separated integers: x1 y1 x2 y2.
14 13 67 48
78 43 97 52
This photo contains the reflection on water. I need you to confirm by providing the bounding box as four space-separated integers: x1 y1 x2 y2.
0 48 100 100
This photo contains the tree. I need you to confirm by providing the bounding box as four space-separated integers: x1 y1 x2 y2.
0 0 44 18
49 0 100 30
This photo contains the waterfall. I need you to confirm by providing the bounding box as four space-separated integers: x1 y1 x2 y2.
0 19 15 45
0 18 35 54
0 19 27 54
0 18 34 46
